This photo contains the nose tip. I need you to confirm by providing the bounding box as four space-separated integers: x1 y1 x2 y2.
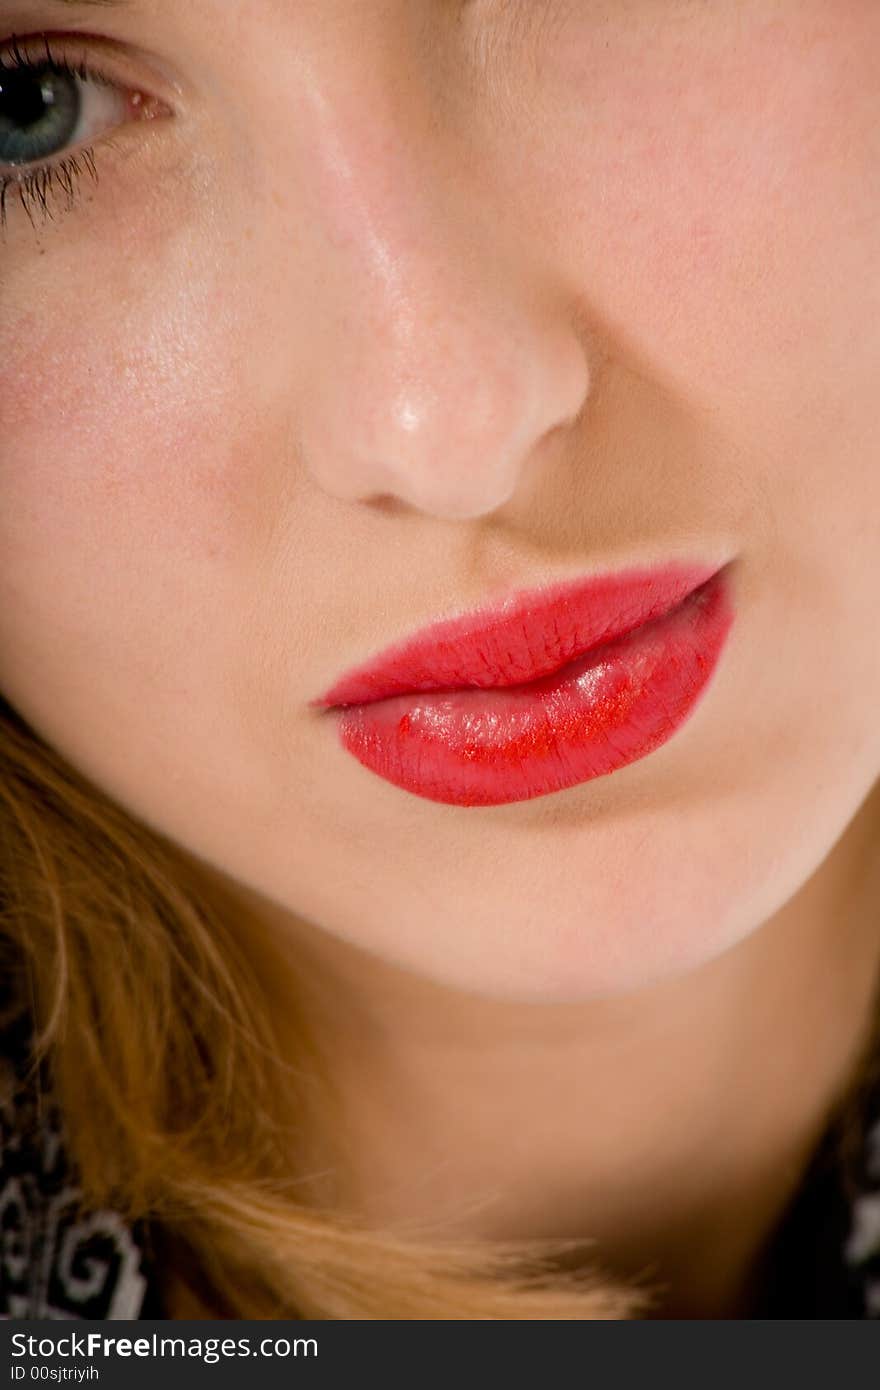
299 301 591 523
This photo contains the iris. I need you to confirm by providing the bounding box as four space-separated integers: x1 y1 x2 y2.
0 65 81 166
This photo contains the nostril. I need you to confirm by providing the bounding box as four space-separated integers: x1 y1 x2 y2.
362 493 407 515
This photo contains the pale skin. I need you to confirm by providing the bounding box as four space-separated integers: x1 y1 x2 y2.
1 0 879 1317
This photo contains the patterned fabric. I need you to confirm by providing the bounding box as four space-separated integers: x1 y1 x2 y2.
845 1113 880 1315
2 1011 880 1320
744 1078 880 1317
0 1015 161 1319
0 1092 153 1318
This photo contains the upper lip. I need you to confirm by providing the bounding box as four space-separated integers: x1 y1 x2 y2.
311 558 729 710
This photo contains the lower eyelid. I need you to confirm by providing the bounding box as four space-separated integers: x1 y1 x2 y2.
0 105 173 235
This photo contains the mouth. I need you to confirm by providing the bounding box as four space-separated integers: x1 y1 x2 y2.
312 557 738 808
312 559 730 709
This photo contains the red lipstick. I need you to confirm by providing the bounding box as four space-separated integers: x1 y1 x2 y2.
312 559 736 807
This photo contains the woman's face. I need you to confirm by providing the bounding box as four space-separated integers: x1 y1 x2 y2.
1 0 878 1000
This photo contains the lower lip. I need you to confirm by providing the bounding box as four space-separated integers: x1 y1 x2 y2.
328 565 736 807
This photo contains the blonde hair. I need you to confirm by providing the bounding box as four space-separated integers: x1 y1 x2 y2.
0 692 654 1319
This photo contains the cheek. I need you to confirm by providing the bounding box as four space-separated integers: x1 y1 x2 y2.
535 3 880 582
0 225 321 900
0 226 285 772
0 222 277 598
526 2 880 412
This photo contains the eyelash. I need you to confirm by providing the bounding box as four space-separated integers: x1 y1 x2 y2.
0 36 133 230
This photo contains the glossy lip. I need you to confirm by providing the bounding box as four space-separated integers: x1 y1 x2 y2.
311 558 730 710
311 558 737 808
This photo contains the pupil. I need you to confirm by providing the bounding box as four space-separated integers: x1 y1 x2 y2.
0 66 81 166
0 69 53 129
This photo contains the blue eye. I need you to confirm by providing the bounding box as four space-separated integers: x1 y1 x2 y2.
0 63 82 165
0 52 131 171
0 38 169 229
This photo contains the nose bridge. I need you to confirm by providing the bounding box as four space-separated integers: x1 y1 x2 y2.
290 64 589 521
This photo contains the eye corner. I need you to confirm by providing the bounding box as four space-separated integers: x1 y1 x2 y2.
121 87 172 129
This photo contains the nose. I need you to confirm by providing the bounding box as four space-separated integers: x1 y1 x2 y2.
289 74 591 523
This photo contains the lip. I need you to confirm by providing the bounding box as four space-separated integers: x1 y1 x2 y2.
312 558 737 807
